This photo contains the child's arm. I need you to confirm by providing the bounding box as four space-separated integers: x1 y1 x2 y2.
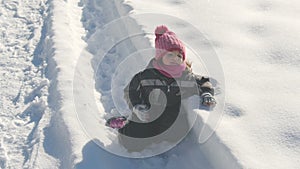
193 74 216 107
123 72 143 110
123 72 150 122
194 74 214 96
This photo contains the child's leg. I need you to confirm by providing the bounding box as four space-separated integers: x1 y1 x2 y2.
118 121 155 152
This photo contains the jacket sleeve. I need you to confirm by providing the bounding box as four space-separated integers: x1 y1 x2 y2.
193 74 214 96
123 72 143 110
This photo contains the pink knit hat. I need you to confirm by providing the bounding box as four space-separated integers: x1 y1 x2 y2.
155 25 186 61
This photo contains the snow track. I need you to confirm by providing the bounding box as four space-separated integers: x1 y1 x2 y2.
0 0 57 168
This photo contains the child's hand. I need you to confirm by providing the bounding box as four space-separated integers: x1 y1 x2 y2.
133 104 150 122
201 93 216 108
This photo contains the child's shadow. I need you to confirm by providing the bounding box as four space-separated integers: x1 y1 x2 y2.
74 139 133 169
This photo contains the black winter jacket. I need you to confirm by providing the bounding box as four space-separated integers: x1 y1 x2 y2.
119 59 214 139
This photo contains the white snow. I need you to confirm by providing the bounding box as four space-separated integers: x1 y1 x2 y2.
0 0 299 169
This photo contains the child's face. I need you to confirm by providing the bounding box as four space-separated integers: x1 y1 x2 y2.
162 51 184 65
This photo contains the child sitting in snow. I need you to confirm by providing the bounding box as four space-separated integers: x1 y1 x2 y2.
107 25 216 151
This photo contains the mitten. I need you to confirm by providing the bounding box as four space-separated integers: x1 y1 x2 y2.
201 92 216 107
133 104 150 122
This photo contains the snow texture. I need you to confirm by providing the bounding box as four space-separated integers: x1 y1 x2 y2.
0 0 299 169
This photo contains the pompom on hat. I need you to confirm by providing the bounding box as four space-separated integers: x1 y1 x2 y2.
154 25 186 61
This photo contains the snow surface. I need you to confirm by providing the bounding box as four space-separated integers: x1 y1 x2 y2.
0 0 299 169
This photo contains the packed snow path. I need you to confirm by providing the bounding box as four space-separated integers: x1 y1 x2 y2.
0 0 57 168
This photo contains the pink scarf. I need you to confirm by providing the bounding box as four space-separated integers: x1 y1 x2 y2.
152 59 186 78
